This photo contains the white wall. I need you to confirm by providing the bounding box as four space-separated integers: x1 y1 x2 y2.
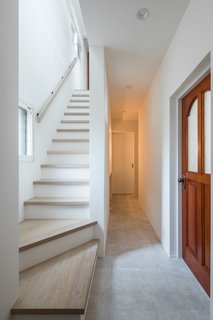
19 0 84 221
112 120 138 196
0 1 19 319
89 46 110 256
138 0 213 314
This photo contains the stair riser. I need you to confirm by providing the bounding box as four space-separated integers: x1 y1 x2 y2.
19 225 95 271
73 90 89 95
12 315 82 320
46 153 89 165
24 204 89 219
70 96 90 101
62 115 90 121
50 142 89 152
59 122 89 129
55 132 89 139
69 102 90 107
34 184 89 197
41 167 89 179
67 107 89 112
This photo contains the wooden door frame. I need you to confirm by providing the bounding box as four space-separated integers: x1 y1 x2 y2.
169 53 211 259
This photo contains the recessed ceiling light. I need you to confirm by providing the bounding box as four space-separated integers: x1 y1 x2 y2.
137 8 150 20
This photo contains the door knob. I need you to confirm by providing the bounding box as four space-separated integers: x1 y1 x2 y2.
178 175 186 189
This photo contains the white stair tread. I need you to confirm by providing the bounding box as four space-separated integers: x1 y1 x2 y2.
19 219 97 251
67 105 89 109
71 94 89 97
52 139 89 142
61 120 89 123
57 129 89 132
72 93 90 98
64 112 89 116
70 99 90 103
12 240 99 315
24 197 89 206
47 150 89 155
33 179 89 185
40 164 89 168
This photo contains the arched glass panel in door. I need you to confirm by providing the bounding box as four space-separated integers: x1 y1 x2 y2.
188 99 198 172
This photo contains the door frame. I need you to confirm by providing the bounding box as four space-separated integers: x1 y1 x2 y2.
169 53 211 259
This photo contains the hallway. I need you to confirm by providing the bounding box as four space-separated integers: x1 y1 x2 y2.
86 195 210 320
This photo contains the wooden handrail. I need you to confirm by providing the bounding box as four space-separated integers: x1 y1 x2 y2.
36 57 78 123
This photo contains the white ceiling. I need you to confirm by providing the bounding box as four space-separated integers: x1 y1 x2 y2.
79 0 190 119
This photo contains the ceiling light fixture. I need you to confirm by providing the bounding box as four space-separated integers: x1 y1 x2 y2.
137 8 150 20
126 85 132 89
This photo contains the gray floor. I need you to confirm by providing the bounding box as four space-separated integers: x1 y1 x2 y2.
86 195 210 320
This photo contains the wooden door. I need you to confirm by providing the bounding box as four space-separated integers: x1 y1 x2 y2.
181 74 211 295
112 132 134 194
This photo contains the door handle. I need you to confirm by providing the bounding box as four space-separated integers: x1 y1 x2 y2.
178 175 186 189
132 163 134 168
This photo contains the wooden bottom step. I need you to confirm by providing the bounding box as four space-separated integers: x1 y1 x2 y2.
12 240 99 317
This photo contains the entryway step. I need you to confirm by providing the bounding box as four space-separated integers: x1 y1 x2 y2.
19 219 97 271
12 240 99 318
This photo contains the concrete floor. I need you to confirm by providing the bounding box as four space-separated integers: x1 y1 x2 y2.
86 195 210 320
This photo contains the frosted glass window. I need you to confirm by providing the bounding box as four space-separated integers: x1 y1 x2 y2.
204 91 211 174
188 99 198 172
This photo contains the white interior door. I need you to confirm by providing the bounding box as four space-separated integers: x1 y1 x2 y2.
112 132 134 194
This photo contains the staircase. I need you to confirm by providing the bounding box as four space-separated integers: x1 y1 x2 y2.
12 90 99 319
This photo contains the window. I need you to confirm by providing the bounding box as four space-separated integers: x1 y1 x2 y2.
187 99 198 172
71 14 81 59
19 102 33 160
